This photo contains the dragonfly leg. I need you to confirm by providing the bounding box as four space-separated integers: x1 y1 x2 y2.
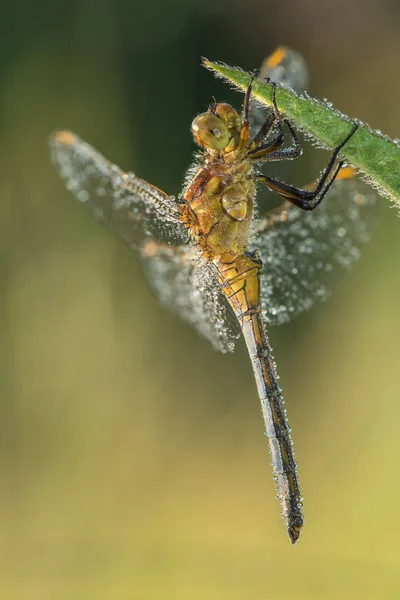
239 71 258 150
250 111 277 147
247 130 285 158
254 123 358 210
248 81 301 161
260 121 301 161
248 120 301 161
249 80 282 150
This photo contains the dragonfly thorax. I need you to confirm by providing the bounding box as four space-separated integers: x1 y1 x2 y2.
186 103 256 260
180 157 256 262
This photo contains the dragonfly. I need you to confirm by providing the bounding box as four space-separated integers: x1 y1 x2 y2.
49 48 378 545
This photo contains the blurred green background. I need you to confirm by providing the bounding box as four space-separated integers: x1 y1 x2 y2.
2 0 400 598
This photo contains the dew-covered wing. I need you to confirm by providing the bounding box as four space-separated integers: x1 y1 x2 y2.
139 241 241 353
254 175 378 326
251 47 309 135
49 130 188 247
259 46 309 94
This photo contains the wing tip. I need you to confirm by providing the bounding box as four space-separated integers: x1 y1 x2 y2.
48 129 77 147
336 165 357 180
263 46 288 70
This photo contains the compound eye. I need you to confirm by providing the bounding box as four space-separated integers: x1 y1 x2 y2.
191 113 230 150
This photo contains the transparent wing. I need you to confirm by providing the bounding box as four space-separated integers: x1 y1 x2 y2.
253 175 379 326
49 130 188 247
259 46 309 94
251 47 309 135
139 241 241 353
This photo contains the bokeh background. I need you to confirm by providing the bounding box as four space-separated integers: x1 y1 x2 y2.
2 0 400 598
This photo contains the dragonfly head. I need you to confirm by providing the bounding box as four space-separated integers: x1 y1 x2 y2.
191 103 241 152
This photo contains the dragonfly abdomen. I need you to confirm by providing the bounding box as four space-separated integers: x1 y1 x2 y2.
216 254 304 544
244 312 303 545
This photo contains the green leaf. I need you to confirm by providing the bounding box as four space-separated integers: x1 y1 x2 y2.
203 59 400 205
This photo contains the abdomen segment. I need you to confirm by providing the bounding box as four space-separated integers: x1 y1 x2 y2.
216 254 304 544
